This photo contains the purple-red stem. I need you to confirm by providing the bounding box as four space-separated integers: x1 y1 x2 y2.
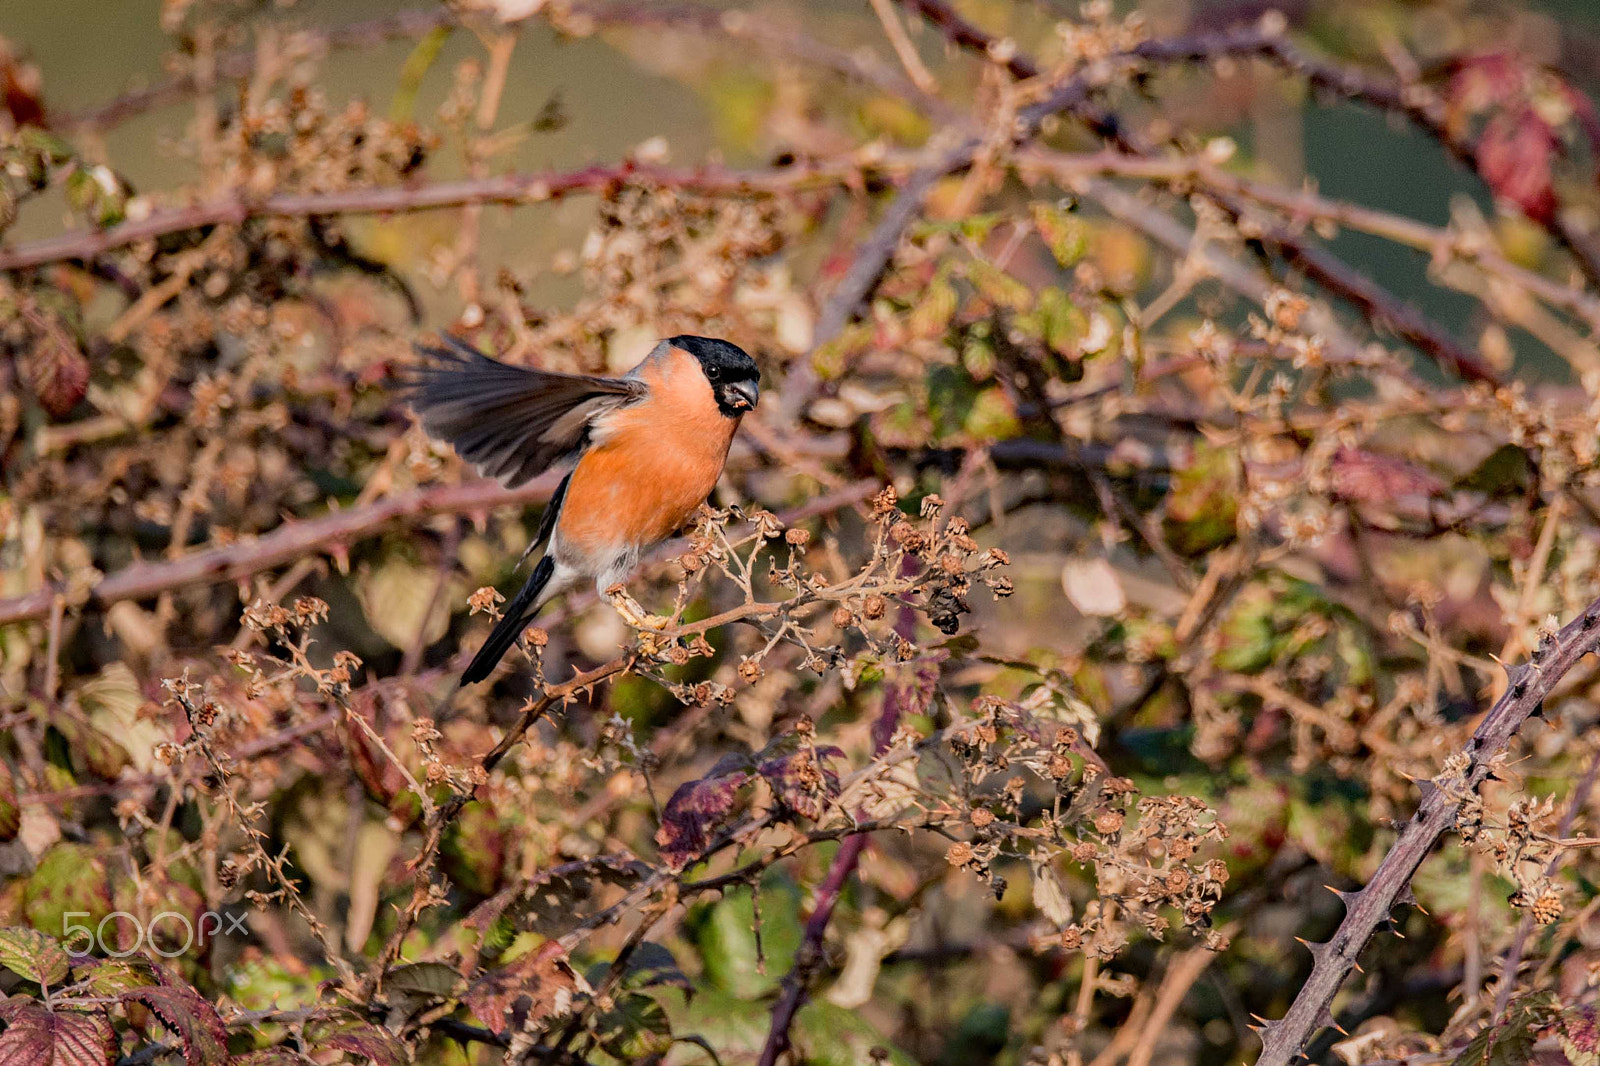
756 833 870 1066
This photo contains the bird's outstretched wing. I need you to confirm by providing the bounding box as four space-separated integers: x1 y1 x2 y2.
406 336 646 487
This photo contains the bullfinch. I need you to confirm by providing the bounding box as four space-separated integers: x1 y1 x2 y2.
407 334 760 684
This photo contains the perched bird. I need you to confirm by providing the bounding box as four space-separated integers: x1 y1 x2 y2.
407 334 760 684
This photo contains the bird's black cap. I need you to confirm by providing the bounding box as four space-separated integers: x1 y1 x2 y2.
669 335 759 382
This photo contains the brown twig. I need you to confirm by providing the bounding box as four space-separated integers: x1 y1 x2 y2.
786 2 1503 424
1013 148 1600 334
1254 595 1600 1066
1128 25 1600 290
1125 927 1237 1066
901 6 1504 386
892 0 1041 82
0 159 876 272
868 0 940 95
1072 176 1370 367
0 475 564 628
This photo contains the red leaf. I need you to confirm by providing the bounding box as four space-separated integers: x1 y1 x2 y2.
876 655 944 754
1476 111 1559 223
464 940 581 1037
654 755 752 871
1444 52 1528 146
0 999 114 1066
301 1016 408 1066
1559 1006 1599 1058
23 331 89 420
118 984 228 1066
340 695 412 818
1329 448 1444 504
757 746 843 821
0 39 47 130
230 1051 315 1066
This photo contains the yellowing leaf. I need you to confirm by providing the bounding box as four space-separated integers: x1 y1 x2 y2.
1030 861 1074 927
77 663 161 774
1061 557 1127 618
358 558 459 651
966 260 1033 312
0 927 69 985
1031 202 1088 266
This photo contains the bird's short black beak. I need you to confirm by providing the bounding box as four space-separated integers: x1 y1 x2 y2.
726 379 759 412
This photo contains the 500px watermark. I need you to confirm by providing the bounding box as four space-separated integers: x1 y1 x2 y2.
62 910 249 958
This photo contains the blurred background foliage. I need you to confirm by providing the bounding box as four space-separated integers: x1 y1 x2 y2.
5 0 1600 1064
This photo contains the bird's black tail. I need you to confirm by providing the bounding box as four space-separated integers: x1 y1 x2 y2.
461 555 555 684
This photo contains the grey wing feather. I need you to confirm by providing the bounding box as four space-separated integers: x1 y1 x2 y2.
406 337 645 487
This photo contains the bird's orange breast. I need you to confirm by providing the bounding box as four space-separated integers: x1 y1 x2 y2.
555 346 738 557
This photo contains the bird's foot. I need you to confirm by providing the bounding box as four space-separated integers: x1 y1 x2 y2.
604 586 670 633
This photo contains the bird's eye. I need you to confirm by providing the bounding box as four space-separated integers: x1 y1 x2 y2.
706 366 723 382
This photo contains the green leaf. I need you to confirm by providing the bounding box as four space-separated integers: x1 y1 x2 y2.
586 942 690 995
1452 992 1557 1066
18 127 76 165
0 763 18 843
591 992 674 1061
77 958 157 997
0 927 69 985
1024 287 1089 357
390 24 453 123
963 387 1020 441
793 1001 919 1066
24 844 111 946
810 322 873 383
386 961 464 999
933 1002 1010 1066
925 363 979 442
673 989 771 1058
1456 443 1535 497
687 876 801 999
440 801 508 898
1162 441 1240 556
44 709 130 781
965 260 1033 312
960 332 996 381
1213 587 1277 674
907 272 959 340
